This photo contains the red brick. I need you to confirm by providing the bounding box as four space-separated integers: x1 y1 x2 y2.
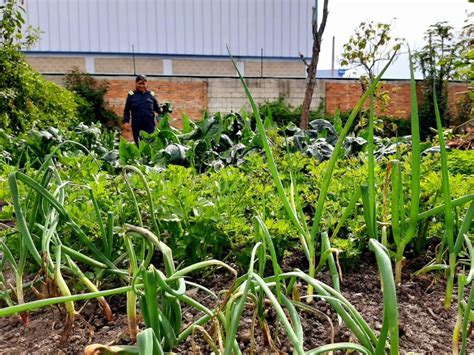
325 81 468 119
104 79 208 129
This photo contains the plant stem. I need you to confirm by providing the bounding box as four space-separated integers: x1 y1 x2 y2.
127 291 138 342
367 91 377 239
444 252 456 309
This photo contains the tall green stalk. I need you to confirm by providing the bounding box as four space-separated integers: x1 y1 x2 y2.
106 211 114 259
369 239 399 354
0 285 132 317
8 173 42 266
407 195 473 225
432 83 455 308
390 160 403 247
66 255 113 322
395 48 421 284
460 279 474 355
228 47 398 300
0 240 28 323
54 246 75 341
8 171 119 272
224 243 261 355
330 188 361 240
123 165 160 236
367 92 377 239
361 185 376 239
124 233 140 342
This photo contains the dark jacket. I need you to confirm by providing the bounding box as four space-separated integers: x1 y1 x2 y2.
123 90 160 124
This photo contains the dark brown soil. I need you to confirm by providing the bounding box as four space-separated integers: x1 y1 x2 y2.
0 254 472 354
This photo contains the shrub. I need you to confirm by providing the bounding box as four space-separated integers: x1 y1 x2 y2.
64 68 119 126
258 96 325 127
336 109 412 138
0 47 80 133
453 92 473 127
447 149 474 176
0 1 80 133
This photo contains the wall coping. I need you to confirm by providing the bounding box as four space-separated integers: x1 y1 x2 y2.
40 73 469 84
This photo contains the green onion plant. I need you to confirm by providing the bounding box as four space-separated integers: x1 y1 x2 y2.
228 46 398 301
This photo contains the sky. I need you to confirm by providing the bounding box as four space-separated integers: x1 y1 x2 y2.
317 0 473 79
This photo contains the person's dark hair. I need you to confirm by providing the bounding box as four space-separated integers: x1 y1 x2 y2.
135 74 147 82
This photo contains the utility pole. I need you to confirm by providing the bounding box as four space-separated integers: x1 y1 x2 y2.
132 44 136 75
331 36 335 77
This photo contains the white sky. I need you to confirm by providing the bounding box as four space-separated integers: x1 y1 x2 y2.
318 0 473 78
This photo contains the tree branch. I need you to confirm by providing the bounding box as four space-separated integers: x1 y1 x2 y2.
300 0 330 129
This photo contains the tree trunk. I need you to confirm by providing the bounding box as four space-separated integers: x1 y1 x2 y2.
300 0 329 129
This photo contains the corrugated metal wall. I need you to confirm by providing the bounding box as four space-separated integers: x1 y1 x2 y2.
24 0 313 58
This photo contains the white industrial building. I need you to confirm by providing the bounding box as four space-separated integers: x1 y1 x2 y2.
21 0 344 77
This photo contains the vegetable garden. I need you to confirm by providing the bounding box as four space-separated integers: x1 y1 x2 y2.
1 4 474 354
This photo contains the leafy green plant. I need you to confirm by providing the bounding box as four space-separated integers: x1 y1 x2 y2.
340 20 403 84
447 149 474 176
229 45 398 302
0 122 119 170
451 201 474 354
415 21 465 133
64 68 119 126
1 40 474 353
392 49 422 283
0 51 81 132
258 97 326 127
118 111 260 172
224 235 400 354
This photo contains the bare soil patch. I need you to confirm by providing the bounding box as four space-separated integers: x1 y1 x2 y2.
0 254 472 354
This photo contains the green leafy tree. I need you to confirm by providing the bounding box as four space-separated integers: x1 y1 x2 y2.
0 0 80 132
0 0 40 48
451 14 474 125
414 21 465 133
339 20 403 139
452 15 474 81
340 21 403 86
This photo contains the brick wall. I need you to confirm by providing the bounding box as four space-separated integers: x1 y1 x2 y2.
102 76 321 141
325 81 415 117
41 74 469 132
325 80 469 119
104 77 208 127
447 83 470 125
100 77 324 125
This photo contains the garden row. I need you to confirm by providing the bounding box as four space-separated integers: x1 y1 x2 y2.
0 52 473 354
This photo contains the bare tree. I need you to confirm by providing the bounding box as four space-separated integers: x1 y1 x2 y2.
300 0 329 129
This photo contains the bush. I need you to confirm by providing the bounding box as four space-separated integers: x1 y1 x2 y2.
258 96 326 127
0 1 80 133
453 92 473 127
337 109 412 138
447 149 474 176
64 68 118 126
0 46 80 133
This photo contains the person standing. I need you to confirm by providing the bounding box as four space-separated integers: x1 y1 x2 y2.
123 75 162 145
